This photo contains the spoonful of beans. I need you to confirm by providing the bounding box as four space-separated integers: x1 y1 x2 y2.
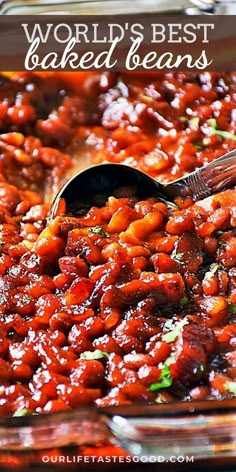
49 149 236 220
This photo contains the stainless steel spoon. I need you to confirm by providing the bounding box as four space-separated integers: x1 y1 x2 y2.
49 149 236 220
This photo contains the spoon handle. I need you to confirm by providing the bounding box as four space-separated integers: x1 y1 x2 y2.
164 149 236 201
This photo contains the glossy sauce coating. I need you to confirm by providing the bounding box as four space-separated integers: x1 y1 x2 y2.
0 72 235 415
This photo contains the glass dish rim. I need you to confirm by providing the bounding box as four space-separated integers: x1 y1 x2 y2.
0 397 235 457
1 396 236 427
0 0 207 15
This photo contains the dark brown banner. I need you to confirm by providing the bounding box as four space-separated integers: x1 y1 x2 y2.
1 15 236 71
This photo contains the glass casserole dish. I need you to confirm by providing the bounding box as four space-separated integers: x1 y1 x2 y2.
0 3 235 470
0 0 204 15
4 0 236 15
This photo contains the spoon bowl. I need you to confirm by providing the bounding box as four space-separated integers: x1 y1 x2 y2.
49 149 236 220
49 163 166 219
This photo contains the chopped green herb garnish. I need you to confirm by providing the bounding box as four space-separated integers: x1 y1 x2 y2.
180 116 200 127
224 381 236 395
180 296 189 306
207 118 236 141
162 318 189 343
208 263 220 276
13 408 31 417
22 294 31 304
172 252 185 265
162 332 177 344
189 117 200 128
213 129 236 140
216 230 224 236
228 301 236 315
193 141 204 150
163 319 175 331
200 364 205 373
80 349 109 360
207 118 217 128
139 93 154 103
165 354 176 366
149 364 173 392
155 395 164 404
89 227 109 238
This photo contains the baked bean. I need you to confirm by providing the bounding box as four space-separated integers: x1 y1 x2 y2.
70 360 105 387
166 213 195 235
120 210 164 243
198 296 229 327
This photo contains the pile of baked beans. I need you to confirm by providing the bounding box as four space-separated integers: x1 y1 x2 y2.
0 71 235 415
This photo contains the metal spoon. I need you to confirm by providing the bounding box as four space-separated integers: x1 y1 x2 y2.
49 149 236 219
